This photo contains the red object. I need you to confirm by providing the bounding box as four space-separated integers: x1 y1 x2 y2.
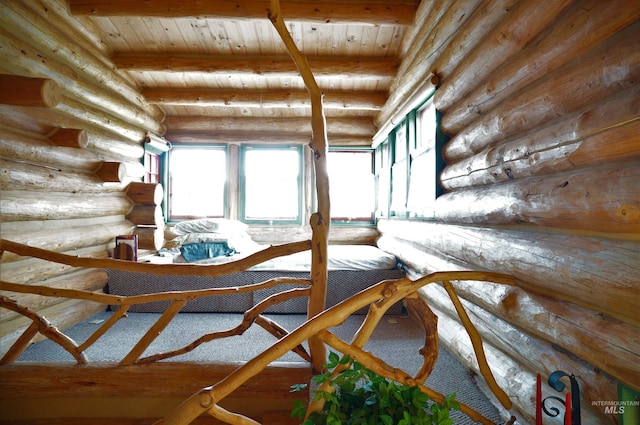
536 373 542 425
565 392 572 425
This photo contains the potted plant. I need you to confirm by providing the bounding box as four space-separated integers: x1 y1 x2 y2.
291 352 460 425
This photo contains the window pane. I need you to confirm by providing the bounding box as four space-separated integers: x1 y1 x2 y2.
408 98 438 217
243 148 300 221
169 148 226 218
328 150 374 222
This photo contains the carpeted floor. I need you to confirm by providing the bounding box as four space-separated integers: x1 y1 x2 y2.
18 311 502 424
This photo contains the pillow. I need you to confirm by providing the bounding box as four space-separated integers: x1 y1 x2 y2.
173 218 248 235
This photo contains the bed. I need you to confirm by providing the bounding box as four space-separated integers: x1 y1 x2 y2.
106 219 406 314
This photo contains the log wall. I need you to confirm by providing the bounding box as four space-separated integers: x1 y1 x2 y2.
0 0 162 348
376 1 639 424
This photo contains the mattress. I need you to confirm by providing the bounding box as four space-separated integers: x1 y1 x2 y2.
106 245 405 314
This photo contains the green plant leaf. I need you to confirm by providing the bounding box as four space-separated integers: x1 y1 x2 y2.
291 351 458 425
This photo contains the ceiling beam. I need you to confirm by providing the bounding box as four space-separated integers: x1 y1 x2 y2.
113 54 398 79
164 116 376 137
165 132 373 146
143 88 387 111
68 0 418 26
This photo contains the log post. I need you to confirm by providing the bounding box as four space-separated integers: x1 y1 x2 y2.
268 0 330 374
48 128 89 149
0 74 61 108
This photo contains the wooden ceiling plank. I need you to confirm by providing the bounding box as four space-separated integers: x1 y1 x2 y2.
68 0 418 26
112 54 398 78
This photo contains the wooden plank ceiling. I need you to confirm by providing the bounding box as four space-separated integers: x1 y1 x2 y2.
68 0 420 145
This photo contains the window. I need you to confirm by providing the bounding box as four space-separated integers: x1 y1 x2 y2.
143 151 161 183
168 146 227 220
376 91 445 219
390 120 410 216
375 142 390 219
328 149 375 224
407 97 443 217
240 145 302 224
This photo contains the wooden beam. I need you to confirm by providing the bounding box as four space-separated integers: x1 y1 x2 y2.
0 362 311 399
113 54 398 79
165 131 373 146
143 88 387 111
68 0 418 25
164 116 376 137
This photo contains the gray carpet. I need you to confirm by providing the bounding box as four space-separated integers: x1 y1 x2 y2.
18 312 502 424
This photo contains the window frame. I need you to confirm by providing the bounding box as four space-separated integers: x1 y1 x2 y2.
376 90 446 220
165 144 228 222
327 147 376 226
239 144 304 225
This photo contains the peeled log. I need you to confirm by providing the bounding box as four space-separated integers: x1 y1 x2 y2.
134 226 165 251
126 182 163 205
377 0 482 129
48 128 89 149
435 161 640 233
0 158 123 193
446 279 640 392
377 233 640 391
68 0 417 25
0 2 164 133
376 220 640 327
95 162 125 183
0 245 109 285
426 304 611 425
431 0 518 87
0 74 61 108
0 125 101 172
85 131 145 162
440 90 640 190
144 88 386 111
126 205 164 227
0 269 107 324
420 284 619 405
442 0 640 134
433 0 574 113
0 220 134 263
96 161 145 183
0 192 132 221
164 116 376 138
443 22 640 161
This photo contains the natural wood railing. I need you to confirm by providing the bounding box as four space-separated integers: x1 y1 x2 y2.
0 238 518 425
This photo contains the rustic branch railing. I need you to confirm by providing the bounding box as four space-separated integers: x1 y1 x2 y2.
1 238 517 425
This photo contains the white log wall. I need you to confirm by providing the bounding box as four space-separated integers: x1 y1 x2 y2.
0 0 379 353
377 1 639 424
0 0 160 345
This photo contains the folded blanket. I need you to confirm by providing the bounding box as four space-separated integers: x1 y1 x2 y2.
180 242 235 262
